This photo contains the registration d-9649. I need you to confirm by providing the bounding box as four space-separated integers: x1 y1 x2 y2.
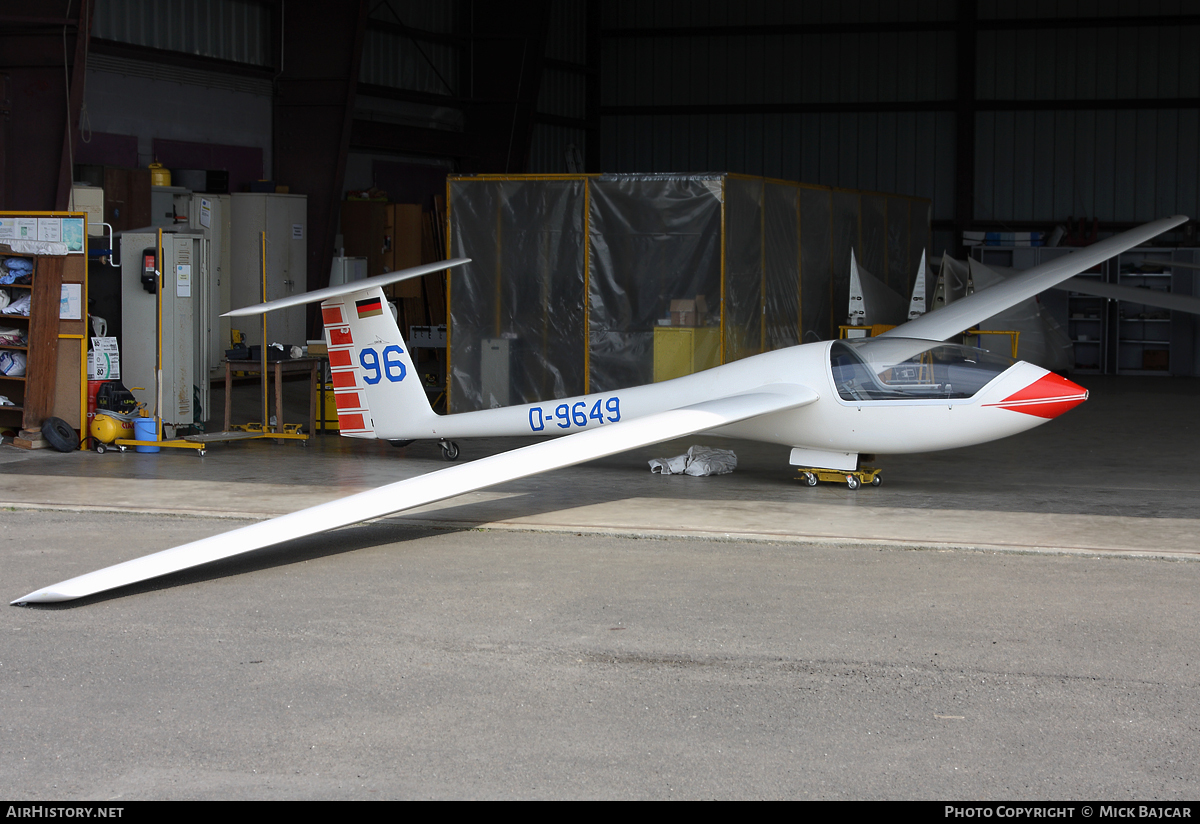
529 397 621 432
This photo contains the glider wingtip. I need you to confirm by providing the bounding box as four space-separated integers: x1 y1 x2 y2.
11 587 80 605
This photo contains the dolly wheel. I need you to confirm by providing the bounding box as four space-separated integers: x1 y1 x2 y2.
441 441 460 461
846 475 860 490
804 472 818 487
871 475 881 486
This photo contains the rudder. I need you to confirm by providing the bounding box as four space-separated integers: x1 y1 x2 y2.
321 286 436 439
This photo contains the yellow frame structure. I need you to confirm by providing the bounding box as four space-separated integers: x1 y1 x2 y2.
444 173 931 412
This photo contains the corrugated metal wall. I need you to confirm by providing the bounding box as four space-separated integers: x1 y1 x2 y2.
359 1 458 94
595 0 1200 245
530 0 589 173
974 11 1200 223
597 1 958 223
92 0 272 66
90 0 1200 233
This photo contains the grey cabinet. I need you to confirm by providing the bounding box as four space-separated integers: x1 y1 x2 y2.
230 193 307 349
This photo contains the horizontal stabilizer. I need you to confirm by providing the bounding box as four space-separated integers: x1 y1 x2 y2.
12 384 818 604
223 258 470 317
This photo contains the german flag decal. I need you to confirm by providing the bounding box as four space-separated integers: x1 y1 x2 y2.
356 297 384 318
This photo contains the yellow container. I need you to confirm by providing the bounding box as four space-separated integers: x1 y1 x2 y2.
148 162 171 187
321 386 339 430
653 326 720 382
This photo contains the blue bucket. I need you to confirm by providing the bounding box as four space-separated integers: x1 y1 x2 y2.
133 417 159 453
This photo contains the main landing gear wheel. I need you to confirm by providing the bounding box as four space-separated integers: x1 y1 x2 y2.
846 474 860 490
440 441 460 461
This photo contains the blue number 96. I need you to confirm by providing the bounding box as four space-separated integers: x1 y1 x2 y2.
360 346 406 384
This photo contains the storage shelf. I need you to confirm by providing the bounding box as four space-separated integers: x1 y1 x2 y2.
978 244 1198 375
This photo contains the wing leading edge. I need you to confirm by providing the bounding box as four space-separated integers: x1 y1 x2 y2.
13 385 819 604
883 215 1188 342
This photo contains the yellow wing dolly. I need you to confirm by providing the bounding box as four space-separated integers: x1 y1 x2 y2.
796 465 882 490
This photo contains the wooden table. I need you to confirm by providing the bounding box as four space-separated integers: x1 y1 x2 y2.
223 357 320 435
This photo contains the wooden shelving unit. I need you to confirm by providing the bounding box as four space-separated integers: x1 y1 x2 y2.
0 213 88 447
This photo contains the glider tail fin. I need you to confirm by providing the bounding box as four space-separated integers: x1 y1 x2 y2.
321 286 436 439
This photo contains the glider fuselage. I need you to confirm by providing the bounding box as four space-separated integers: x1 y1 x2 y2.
349 332 1084 468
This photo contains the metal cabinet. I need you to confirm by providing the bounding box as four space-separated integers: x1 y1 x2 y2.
229 193 307 349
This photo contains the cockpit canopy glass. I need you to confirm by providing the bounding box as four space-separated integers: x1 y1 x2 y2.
830 338 1015 401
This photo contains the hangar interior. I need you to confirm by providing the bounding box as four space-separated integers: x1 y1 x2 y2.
3 0 1199 587
2 0 1200 800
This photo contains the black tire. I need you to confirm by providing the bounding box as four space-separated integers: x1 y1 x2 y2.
94 442 106 454
871 476 881 486
441 441 460 461
846 475 860 490
42 417 78 453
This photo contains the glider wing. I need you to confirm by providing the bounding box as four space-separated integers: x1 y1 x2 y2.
1055 277 1200 317
883 216 1188 342
13 385 819 604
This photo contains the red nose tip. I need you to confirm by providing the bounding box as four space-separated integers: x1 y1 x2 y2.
988 373 1089 419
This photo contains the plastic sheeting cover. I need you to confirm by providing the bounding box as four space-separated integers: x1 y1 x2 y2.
447 173 931 412
448 178 587 412
588 175 723 392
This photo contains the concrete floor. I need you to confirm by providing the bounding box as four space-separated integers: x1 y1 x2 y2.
1 374 1198 558
2 374 1199 799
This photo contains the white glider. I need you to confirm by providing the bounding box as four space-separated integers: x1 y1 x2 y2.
12 215 1188 604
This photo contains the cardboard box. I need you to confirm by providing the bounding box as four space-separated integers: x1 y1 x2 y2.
669 295 707 326
1143 350 1169 370
670 299 696 327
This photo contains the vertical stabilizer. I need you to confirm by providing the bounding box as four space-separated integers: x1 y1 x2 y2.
848 250 865 325
321 286 437 439
908 251 928 320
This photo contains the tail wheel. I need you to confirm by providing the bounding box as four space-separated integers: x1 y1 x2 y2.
440 441 460 461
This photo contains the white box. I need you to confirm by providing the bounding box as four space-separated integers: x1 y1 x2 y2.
69 185 105 236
